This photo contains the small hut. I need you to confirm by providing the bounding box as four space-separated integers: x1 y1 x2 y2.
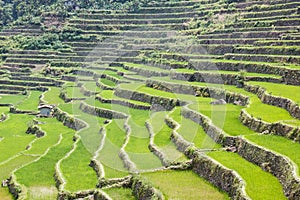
38 104 54 117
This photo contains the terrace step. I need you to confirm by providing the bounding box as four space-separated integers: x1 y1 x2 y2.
254 39 300 46
3 63 37 68
201 26 299 35
240 13 300 22
0 90 23 94
69 23 184 31
69 17 190 25
0 85 26 91
76 11 198 20
198 38 273 45
0 31 41 36
5 58 67 65
233 46 300 56
237 0 300 10
136 6 198 14
227 18 300 29
197 31 288 39
224 53 300 64
242 8 298 19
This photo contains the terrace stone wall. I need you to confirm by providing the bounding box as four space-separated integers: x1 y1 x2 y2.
79 101 127 119
58 190 111 200
235 137 300 199
7 175 26 200
26 125 46 137
146 121 170 166
59 91 86 103
53 107 86 130
182 106 300 199
95 95 151 110
172 72 238 85
244 84 300 120
146 80 249 106
165 116 250 200
192 153 250 200
131 176 165 200
240 109 300 142
181 107 235 146
114 88 182 111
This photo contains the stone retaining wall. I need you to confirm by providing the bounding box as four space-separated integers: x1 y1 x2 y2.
182 106 300 199
26 125 46 137
244 84 300 119
146 80 249 106
79 101 127 119
235 137 300 199
53 107 86 130
165 116 249 200
7 175 27 200
131 176 164 200
239 109 300 142
192 153 250 200
114 87 182 111
95 95 151 110
146 121 170 166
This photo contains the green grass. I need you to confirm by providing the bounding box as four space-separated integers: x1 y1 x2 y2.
248 81 300 104
246 96 300 126
0 94 26 105
99 78 116 87
102 165 128 179
42 87 64 105
99 90 113 99
17 91 43 111
0 155 37 200
25 118 65 155
82 81 102 93
143 170 230 200
151 111 172 147
14 118 74 199
104 187 135 200
98 90 150 106
59 102 106 154
189 97 255 136
103 71 123 79
208 151 286 200
106 119 127 148
65 87 86 99
174 68 281 78
124 62 170 73
245 134 300 176
150 111 187 162
0 114 35 163
96 136 128 176
170 107 222 149
60 140 98 192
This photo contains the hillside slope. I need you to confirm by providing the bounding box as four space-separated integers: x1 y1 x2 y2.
0 0 299 199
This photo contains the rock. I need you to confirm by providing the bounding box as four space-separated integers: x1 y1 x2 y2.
261 130 269 135
210 99 227 105
233 100 243 106
2 179 8 187
104 119 111 124
225 145 237 153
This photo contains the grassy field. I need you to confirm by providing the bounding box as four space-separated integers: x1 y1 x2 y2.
0 94 26 105
248 81 300 104
208 151 286 200
16 91 43 111
42 87 65 105
143 170 230 200
0 0 300 199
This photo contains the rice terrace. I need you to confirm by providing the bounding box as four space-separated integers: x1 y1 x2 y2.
0 0 300 199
